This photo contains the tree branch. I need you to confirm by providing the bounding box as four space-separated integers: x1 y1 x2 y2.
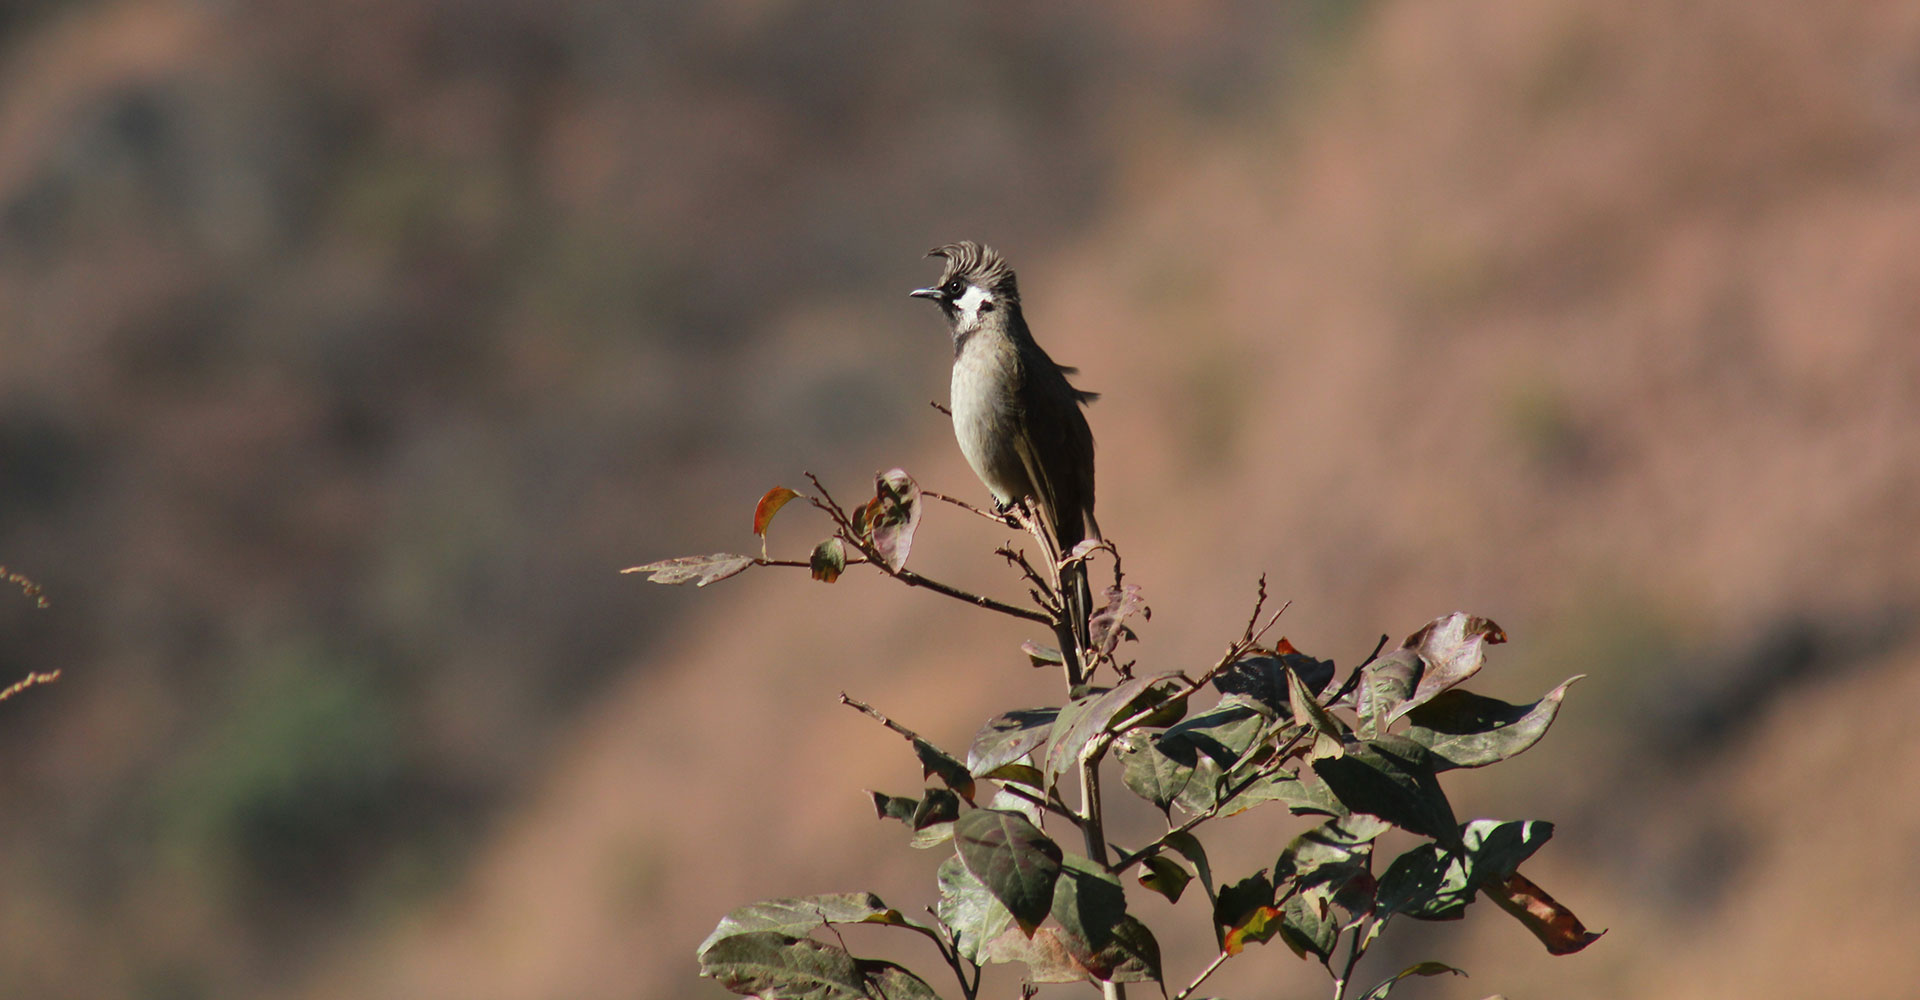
1173 950 1231 1000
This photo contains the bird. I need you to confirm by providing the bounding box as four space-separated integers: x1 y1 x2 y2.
911 241 1100 680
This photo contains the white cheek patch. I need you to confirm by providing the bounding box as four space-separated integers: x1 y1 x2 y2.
953 284 995 327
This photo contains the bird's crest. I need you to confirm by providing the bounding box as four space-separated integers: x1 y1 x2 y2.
928 241 1019 302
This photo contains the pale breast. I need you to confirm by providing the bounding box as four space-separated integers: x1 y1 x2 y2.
949 336 1031 505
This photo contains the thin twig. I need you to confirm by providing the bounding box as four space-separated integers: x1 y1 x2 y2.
996 545 1059 605
890 567 1054 624
1249 598 1293 648
0 670 59 705
1332 915 1369 1000
839 693 925 743
753 557 872 570
921 907 979 1000
1174 950 1231 1000
925 489 1006 524
806 473 1056 625
994 781 1085 828
1329 634 1391 710
1239 575 1269 646
1 566 49 609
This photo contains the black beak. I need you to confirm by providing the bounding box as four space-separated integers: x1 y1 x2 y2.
909 287 945 302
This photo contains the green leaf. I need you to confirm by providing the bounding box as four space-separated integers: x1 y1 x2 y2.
1045 674 1182 790
1275 813 1392 884
984 786 1041 827
954 809 1063 934
1223 904 1283 955
1310 736 1458 844
1377 842 1473 920
621 553 755 587
698 932 943 1000
1137 854 1191 903
912 739 976 801
1272 814 1389 940
1163 831 1215 898
1020 641 1065 667
1376 819 1555 921
1214 871 1276 953
1162 705 1272 815
1161 704 1268 770
1356 961 1468 999
696 894 915 959
869 791 918 825
907 788 961 849
1116 731 1195 813
980 926 1088 983
1214 651 1335 716
1217 768 1344 818
1287 664 1350 746
866 469 922 572
1356 649 1420 739
810 538 847 583
1461 819 1554 881
1278 891 1338 961
1049 856 1162 983
1403 677 1582 770
982 762 1045 788
936 855 1014 964
699 931 870 999
966 708 1059 777
862 961 943 1000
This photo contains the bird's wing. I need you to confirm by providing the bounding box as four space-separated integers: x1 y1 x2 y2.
1011 348 1099 551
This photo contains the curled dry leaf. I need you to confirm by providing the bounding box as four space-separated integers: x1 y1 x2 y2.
753 486 801 537
1482 871 1604 955
865 469 923 572
621 553 755 587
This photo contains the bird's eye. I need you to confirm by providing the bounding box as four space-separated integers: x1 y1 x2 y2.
944 279 966 298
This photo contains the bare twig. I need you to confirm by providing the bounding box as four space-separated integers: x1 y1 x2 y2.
1329 633 1391 710
1 566 49 609
839 693 926 743
803 472 1055 625
925 489 1006 524
1249 598 1293 648
929 400 952 417
920 907 980 1000
994 780 1085 828
1332 915 1370 1000
1239 575 1270 646
1174 950 1231 1000
890 567 1054 625
0 670 60 705
754 557 872 570
996 545 1059 605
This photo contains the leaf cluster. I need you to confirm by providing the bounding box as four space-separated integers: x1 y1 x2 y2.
634 475 1601 1000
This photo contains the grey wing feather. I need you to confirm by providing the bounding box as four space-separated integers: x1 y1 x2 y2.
1011 349 1099 551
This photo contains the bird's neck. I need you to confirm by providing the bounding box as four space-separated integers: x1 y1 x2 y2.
951 312 1028 359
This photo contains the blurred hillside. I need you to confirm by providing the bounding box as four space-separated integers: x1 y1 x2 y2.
3 2 1919 1000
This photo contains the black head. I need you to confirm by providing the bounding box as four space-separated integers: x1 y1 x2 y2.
909 242 1020 327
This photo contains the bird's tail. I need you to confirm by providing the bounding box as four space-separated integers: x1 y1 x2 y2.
1057 559 1094 688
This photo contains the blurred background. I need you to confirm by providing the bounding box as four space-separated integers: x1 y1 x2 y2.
3 1 1919 998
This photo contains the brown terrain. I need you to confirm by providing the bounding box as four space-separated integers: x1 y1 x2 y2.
2 1 1918 999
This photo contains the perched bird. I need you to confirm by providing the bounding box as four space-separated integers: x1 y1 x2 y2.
911 242 1100 677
